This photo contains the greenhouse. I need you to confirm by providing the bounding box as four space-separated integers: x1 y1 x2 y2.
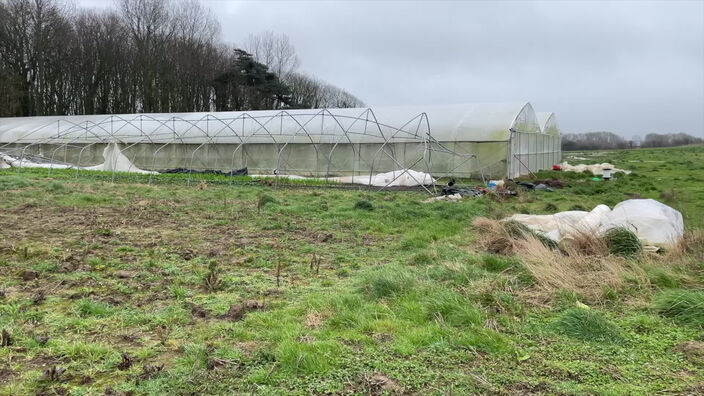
0 103 561 187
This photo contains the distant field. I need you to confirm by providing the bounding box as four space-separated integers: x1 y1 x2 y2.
1 145 703 395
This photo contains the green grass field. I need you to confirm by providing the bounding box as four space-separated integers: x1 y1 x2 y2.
1 145 703 395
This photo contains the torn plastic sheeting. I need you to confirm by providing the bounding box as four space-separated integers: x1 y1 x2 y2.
505 199 683 246
0 143 158 174
252 169 436 187
559 162 631 175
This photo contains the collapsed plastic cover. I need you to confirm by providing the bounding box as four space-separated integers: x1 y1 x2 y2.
0 143 157 174
251 169 435 187
506 199 683 246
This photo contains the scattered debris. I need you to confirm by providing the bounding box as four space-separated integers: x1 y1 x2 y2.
423 193 462 203
42 366 65 382
534 179 566 188
117 353 133 370
365 372 404 394
674 341 704 363
441 186 482 197
139 363 164 381
32 290 46 305
20 269 39 281
305 311 323 328
221 300 264 321
114 270 134 279
161 167 247 176
1 329 11 346
78 375 93 385
317 233 333 243
189 303 209 319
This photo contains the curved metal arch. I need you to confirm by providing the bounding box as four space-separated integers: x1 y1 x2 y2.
321 108 372 183
185 114 248 185
366 111 433 190
20 118 115 174
270 109 331 186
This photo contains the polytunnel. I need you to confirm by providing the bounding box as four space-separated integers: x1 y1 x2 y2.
0 103 561 187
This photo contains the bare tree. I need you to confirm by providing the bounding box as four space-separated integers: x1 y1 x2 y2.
0 0 363 116
244 31 300 78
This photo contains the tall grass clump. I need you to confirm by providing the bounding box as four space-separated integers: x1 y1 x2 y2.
360 267 414 299
603 227 642 257
422 288 483 327
275 340 340 375
554 308 623 343
75 299 113 317
503 220 558 250
653 289 704 328
353 199 374 211
0 175 32 191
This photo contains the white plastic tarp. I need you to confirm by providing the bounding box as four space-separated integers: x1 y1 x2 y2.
251 169 436 187
560 162 630 175
506 199 683 246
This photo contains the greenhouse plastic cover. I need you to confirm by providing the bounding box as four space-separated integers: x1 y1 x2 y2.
0 143 156 174
536 112 559 135
506 199 684 246
0 103 539 145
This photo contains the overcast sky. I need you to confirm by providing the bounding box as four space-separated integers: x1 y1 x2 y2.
77 0 704 138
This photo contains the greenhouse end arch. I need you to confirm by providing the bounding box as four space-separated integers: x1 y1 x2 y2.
0 102 561 185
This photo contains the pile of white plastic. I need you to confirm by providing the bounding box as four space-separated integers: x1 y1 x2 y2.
559 162 631 175
0 143 157 174
422 193 462 203
252 169 435 187
506 199 684 246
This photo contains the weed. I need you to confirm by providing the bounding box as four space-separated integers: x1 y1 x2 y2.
257 192 277 212
75 299 112 317
481 254 514 272
554 308 623 343
422 288 483 327
653 289 704 327
354 199 374 211
604 227 642 257
0 176 32 190
275 340 340 375
360 267 414 299
204 260 221 292
409 251 433 266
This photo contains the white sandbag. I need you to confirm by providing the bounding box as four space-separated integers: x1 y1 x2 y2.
505 199 683 246
560 162 631 175
598 199 684 245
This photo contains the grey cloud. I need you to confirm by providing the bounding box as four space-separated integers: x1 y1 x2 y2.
78 0 704 137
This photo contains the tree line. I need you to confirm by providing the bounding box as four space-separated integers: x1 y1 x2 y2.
562 131 702 151
0 0 364 118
